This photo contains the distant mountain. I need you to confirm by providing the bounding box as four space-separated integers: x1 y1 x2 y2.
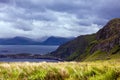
48 18 120 61
41 36 74 45
0 36 74 45
0 37 37 45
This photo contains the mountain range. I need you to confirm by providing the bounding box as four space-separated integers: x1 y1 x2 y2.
1 18 120 61
0 36 74 45
48 18 120 61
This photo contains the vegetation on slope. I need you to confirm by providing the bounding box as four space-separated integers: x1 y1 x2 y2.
83 18 120 61
77 45 120 61
0 60 120 80
50 34 96 61
49 18 120 61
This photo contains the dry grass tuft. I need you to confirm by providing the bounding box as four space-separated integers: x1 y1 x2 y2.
0 60 120 80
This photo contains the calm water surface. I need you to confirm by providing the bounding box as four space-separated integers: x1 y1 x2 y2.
0 45 58 55
0 45 59 62
0 58 60 62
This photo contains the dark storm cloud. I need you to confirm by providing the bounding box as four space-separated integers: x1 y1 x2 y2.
95 0 120 20
0 0 119 39
0 0 10 3
13 20 33 31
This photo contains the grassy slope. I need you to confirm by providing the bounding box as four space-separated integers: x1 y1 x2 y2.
76 37 120 61
66 34 96 61
67 18 120 61
0 60 120 80
83 45 120 61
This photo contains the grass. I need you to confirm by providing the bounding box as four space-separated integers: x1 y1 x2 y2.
0 60 120 80
84 50 108 61
66 50 80 61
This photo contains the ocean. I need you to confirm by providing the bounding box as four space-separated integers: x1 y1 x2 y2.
0 45 58 55
0 45 59 62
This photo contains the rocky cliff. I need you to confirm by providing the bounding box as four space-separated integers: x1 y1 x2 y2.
91 18 120 53
49 18 120 61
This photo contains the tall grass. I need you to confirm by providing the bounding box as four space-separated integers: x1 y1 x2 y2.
0 60 120 80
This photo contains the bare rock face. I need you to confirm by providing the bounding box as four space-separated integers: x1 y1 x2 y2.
91 18 120 53
48 18 120 61
97 18 120 40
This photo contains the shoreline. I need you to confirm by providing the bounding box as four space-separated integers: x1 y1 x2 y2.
0 53 63 62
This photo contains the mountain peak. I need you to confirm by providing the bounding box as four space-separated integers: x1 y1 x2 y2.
49 18 120 61
42 36 74 45
108 18 120 24
91 18 120 53
97 18 120 40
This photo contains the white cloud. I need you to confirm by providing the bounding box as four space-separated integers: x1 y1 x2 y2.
0 6 101 40
0 0 119 40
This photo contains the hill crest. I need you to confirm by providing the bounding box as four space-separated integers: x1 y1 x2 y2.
49 18 120 61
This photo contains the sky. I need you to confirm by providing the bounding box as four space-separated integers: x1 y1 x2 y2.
0 0 120 40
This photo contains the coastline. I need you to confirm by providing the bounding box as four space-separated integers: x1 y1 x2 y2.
0 53 63 62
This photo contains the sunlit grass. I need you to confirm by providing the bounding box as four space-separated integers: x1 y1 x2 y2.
0 60 120 80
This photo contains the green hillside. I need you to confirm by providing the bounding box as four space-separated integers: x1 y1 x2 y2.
49 34 96 61
0 60 120 80
49 18 120 61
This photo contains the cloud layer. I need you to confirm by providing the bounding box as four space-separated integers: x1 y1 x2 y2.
0 0 120 40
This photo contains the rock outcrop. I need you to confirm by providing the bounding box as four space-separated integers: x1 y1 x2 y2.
91 18 120 53
49 18 120 61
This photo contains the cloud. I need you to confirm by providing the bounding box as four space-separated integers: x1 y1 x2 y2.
0 0 119 40
0 0 10 3
94 0 120 19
